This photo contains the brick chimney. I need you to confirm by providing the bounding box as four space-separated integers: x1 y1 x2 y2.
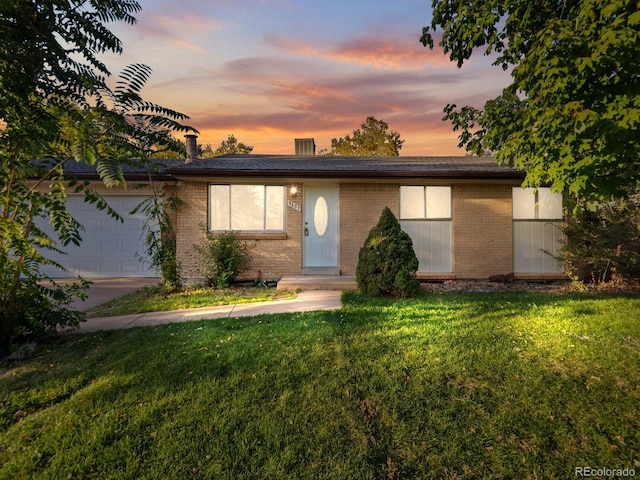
185 134 198 164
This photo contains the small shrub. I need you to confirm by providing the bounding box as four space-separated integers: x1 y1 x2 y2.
194 231 251 288
356 207 420 298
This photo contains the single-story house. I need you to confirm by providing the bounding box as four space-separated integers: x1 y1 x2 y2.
33 139 565 281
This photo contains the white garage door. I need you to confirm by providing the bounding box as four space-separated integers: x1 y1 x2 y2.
39 196 158 278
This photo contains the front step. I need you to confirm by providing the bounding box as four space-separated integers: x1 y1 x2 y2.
301 267 341 276
277 275 356 291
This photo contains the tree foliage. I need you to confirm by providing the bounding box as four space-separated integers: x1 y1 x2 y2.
0 1 195 348
204 134 253 157
60 63 194 184
330 116 404 156
561 195 640 285
1 1 140 155
421 0 640 202
356 207 420 298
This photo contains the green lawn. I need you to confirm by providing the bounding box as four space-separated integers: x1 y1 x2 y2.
84 285 297 317
1 291 639 479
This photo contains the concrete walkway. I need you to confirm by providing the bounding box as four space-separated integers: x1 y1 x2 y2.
69 290 343 334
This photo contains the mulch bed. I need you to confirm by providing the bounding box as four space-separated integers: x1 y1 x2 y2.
420 279 640 294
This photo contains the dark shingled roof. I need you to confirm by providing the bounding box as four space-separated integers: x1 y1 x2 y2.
166 154 525 180
31 158 185 181
34 155 525 181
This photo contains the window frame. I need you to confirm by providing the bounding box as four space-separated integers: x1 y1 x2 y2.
399 185 452 221
399 185 453 274
512 187 563 221
208 184 286 232
512 187 564 274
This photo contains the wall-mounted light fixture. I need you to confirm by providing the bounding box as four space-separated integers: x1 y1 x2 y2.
290 186 298 196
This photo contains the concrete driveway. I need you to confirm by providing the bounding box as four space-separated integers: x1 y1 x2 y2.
59 277 160 311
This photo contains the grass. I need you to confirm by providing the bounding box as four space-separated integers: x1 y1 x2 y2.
1 291 639 479
84 285 297 317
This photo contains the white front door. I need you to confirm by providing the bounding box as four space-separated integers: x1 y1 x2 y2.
303 185 338 268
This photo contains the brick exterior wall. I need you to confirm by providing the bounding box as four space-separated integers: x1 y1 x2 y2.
339 183 399 275
176 180 517 281
452 183 514 278
175 181 208 280
176 181 303 281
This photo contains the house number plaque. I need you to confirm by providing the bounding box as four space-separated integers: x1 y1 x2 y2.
287 200 301 212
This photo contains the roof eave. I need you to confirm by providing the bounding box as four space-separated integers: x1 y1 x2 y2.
28 172 176 182
167 168 526 181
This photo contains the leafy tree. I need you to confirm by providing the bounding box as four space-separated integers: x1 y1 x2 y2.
63 64 194 294
56 64 192 178
148 142 186 159
1 1 140 158
330 116 404 156
209 134 253 157
421 0 640 203
199 144 216 158
0 1 195 348
356 207 420 298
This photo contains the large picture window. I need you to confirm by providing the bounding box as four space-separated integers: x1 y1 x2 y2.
209 185 285 231
512 187 563 273
399 186 452 273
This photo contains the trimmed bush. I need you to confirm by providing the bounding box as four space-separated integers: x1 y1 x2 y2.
356 207 420 298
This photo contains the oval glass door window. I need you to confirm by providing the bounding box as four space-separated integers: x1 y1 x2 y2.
314 196 329 237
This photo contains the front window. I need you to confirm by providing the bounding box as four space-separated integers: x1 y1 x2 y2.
399 186 452 273
512 187 562 220
400 186 451 219
209 184 285 231
512 187 564 273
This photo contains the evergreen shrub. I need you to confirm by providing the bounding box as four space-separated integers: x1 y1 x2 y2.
356 207 420 298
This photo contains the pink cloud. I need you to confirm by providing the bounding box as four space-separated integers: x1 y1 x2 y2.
124 8 213 52
265 33 453 70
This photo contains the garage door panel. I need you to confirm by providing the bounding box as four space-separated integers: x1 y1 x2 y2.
78 261 99 272
101 240 119 253
80 240 98 252
122 239 141 251
99 221 123 238
37 196 157 278
100 262 121 274
82 219 100 232
122 261 144 274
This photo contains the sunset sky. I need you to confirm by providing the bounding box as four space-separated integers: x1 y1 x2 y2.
100 0 512 156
